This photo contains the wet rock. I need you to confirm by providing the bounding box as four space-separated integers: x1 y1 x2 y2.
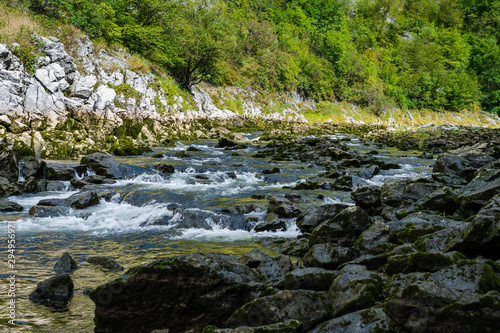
356 221 391 250
358 165 380 179
261 167 280 174
238 249 293 285
0 148 18 182
385 252 455 275
309 206 372 247
29 274 74 309
351 185 381 215
303 243 355 270
284 268 339 291
309 307 396 333
80 153 137 179
22 176 39 193
20 157 45 179
457 167 500 214
90 253 264 333
385 261 500 333
54 252 78 273
225 290 331 331
253 220 286 232
448 194 500 259
45 179 66 192
419 151 434 159
218 138 238 148
45 163 76 181
381 177 442 208
296 203 351 233
204 319 303 333
87 256 124 271
292 177 328 190
69 191 100 209
261 238 310 257
267 196 300 219
433 143 496 187
0 199 23 212
329 265 384 317
155 164 175 174
29 205 70 217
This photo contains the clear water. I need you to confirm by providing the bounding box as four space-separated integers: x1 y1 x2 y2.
0 134 434 332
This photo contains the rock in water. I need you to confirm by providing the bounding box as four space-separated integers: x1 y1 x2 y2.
90 253 264 333
87 256 124 271
54 252 78 273
0 148 18 183
29 274 74 309
0 199 23 212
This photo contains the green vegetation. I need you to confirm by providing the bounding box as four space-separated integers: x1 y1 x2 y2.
3 0 500 115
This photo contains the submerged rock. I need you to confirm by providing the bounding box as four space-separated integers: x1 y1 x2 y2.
29 274 74 309
54 252 78 273
87 256 124 271
80 153 137 179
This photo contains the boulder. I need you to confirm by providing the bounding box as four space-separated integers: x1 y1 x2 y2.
225 290 331 331
80 153 137 179
284 268 339 291
267 196 300 219
384 252 455 275
0 199 23 212
87 256 124 271
309 307 396 333
358 165 380 179
385 261 500 333
381 177 442 208
253 220 287 232
296 203 351 233
20 157 45 179
54 252 78 273
0 148 18 183
309 206 372 246
328 265 384 317
155 164 175 174
46 180 66 191
68 191 100 209
303 243 355 270
90 253 264 333
238 249 293 285
45 163 76 181
351 186 381 215
29 274 74 309
356 221 392 251
203 320 303 333
457 166 500 214
218 138 238 148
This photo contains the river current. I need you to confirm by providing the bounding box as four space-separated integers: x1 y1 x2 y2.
0 133 433 332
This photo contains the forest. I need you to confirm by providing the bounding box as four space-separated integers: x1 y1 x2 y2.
11 0 500 114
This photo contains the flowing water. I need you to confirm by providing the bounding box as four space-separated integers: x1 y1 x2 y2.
0 134 434 332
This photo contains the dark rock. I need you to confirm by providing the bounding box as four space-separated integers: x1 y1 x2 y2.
284 268 339 291
82 175 107 184
225 290 331 331
54 252 78 273
309 307 396 333
448 194 500 259
29 274 74 309
0 148 18 183
309 206 372 246
70 179 87 189
22 176 39 193
267 196 300 219
328 265 384 317
356 221 392 251
90 253 264 333
69 191 100 209
262 238 310 257
381 177 442 208
87 256 124 271
303 243 355 270
20 157 45 179
155 164 175 174
254 220 287 232
46 180 66 191
358 165 380 179
0 199 23 212
29 205 70 217
262 167 280 174
385 261 500 333
173 150 191 158
187 146 202 152
218 138 238 148
296 203 351 233
385 252 454 275
80 153 137 179
204 319 304 333
419 151 434 159
45 163 76 181
351 186 382 215
238 249 293 285
457 167 500 214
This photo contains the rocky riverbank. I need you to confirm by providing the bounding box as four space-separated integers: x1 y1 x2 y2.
9 132 497 333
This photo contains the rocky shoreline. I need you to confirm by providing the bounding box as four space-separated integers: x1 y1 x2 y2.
6 131 499 333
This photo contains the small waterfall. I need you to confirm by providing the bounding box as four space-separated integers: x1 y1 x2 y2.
18 162 26 182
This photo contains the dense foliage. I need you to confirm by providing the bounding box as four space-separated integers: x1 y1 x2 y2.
21 0 500 113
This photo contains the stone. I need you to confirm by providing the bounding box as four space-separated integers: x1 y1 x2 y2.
203 320 304 333
90 253 264 333
45 163 76 181
351 186 381 215
284 268 339 291
87 256 124 271
46 181 66 191
225 290 331 331
155 164 175 174
69 191 100 209
296 203 350 233
381 177 442 208
0 148 18 183
29 274 74 309
238 249 293 285
20 157 45 179
218 138 238 148
93 84 116 110
71 75 97 99
303 243 355 270
267 196 300 219
0 199 23 212
358 165 380 179
80 153 138 179
309 307 396 333
54 252 78 273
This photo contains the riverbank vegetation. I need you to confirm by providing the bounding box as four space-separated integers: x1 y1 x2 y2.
2 0 499 117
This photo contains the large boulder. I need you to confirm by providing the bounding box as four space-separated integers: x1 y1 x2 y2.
0 148 18 183
303 243 355 270
225 290 331 331
54 252 78 273
267 196 300 219
29 274 74 309
385 261 500 333
0 199 23 212
457 163 500 214
45 163 78 181
284 268 339 291
80 153 139 179
381 177 443 208
90 253 265 333
296 203 351 233
309 307 396 333
351 186 381 215
238 249 293 286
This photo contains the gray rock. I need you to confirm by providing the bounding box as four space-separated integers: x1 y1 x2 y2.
238 249 293 285
54 252 78 273
351 185 381 215
284 268 339 291
458 166 500 213
80 153 136 179
0 148 18 183
267 196 300 219
303 243 355 270
0 199 23 212
358 165 380 179
356 221 391 250
71 75 97 99
225 290 331 331
29 205 70 217
45 163 76 181
29 274 74 309
204 320 303 332
309 307 396 333
68 191 100 209
296 203 351 233
93 84 116 110
20 157 45 179
90 253 264 333
46 180 66 191
381 177 442 208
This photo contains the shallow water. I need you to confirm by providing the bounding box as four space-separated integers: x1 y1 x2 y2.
0 134 434 332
